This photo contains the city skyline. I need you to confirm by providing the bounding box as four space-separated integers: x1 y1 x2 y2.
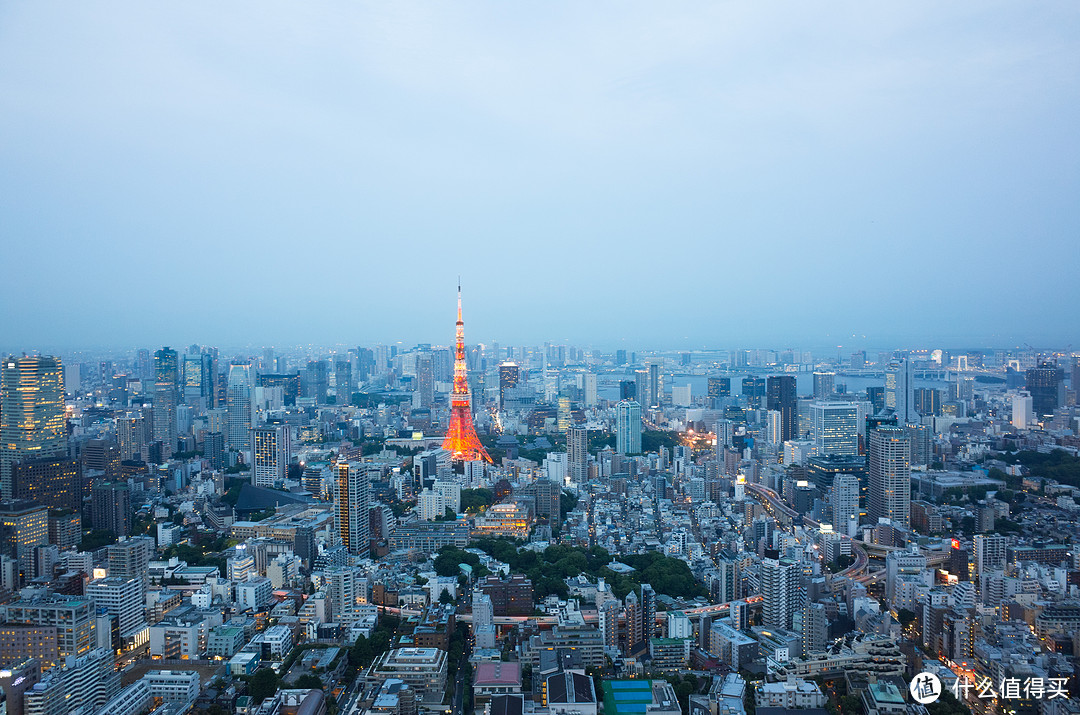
2 3 1078 349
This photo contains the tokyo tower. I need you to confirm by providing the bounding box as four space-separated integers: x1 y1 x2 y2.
441 284 493 463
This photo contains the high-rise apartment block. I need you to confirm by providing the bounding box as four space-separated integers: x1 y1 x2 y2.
335 461 370 555
868 426 910 529
251 424 290 488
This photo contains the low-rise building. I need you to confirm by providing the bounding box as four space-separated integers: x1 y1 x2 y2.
754 676 826 709
473 662 522 702
368 648 448 712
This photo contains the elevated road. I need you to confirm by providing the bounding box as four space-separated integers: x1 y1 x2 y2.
744 482 869 580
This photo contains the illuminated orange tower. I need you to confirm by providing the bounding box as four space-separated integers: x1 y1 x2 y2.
441 284 493 463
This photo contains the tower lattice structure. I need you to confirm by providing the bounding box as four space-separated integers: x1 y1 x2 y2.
441 285 493 463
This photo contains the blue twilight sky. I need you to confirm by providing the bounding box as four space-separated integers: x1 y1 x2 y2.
1 2 1078 354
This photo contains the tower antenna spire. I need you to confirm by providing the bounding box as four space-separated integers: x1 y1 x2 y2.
441 281 492 463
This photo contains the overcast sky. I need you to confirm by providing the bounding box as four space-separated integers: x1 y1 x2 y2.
1 2 1077 354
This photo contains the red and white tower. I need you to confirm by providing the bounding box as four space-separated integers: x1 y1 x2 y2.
441 284 493 463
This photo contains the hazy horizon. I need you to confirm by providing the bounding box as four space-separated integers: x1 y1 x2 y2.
2 2 1078 350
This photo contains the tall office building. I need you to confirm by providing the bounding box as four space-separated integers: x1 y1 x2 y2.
615 400 642 455
86 576 146 646
830 474 860 537
767 376 797 442
812 372 835 400
885 359 918 424
646 363 662 407
415 351 434 408
765 410 782 446
868 426 910 529
1011 392 1034 430
11 456 80 511
567 426 589 483
583 372 598 407
707 377 731 404
335 462 370 555
252 425 291 488
1025 363 1065 418
334 359 353 399
762 557 800 631
152 347 179 459
1 356 67 501
182 353 213 405
498 362 520 409
810 401 860 456
913 387 942 417
226 364 254 450
742 377 765 409
91 482 131 537
0 500 49 582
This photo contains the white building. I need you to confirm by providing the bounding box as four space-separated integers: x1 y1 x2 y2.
755 676 826 709
418 489 446 521
666 611 692 639
434 480 462 513
236 576 273 611
145 670 201 703
87 576 148 644
1011 392 1034 429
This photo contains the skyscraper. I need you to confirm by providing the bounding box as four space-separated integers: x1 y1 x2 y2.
252 424 291 488
707 376 731 401
812 372 835 400
742 376 765 409
1025 362 1065 418
226 364 253 450
0 500 49 582
335 461 370 555
91 482 132 537
830 474 860 537
646 363 662 407
615 400 642 455
182 352 213 405
414 351 434 408
1 356 66 501
885 358 917 424
868 426 910 529
810 401 860 456
766 375 797 442
1011 392 1033 430
153 347 179 459
583 372 598 407
567 425 589 483
498 362 520 409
